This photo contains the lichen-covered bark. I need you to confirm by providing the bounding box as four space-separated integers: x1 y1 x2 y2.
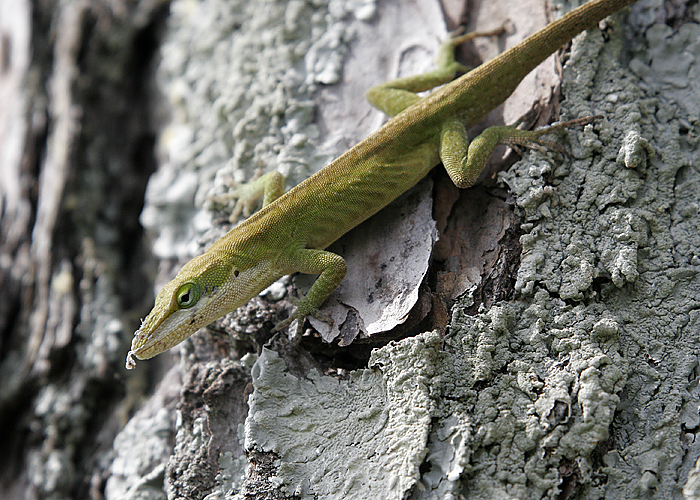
217 1 700 498
5 0 699 499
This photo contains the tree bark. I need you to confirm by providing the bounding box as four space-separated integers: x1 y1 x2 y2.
3 1 700 499
0 1 169 498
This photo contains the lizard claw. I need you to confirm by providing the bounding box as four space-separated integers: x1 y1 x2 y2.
272 298 334 336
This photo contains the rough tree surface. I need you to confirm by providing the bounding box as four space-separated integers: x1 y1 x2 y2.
1 1 699 500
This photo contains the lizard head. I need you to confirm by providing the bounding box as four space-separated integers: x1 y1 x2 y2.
125 251 279 369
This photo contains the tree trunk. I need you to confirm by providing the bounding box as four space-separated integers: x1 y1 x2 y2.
2 1 699 499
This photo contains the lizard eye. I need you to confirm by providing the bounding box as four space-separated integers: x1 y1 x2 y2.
176 283 201 309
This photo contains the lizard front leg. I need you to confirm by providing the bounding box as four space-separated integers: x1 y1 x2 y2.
272 248 348 335
209 169 285 222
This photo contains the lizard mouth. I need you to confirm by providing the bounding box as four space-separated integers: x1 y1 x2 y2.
125 326 161 369
125 350 138 369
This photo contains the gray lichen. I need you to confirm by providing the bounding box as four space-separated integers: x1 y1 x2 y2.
106 367 181 500
245 337 439 499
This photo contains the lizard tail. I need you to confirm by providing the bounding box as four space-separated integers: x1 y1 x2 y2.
427 0 636 124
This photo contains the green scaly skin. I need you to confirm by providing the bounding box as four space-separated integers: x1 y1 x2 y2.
126 0 636 369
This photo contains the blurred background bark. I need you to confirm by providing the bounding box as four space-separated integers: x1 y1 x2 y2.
0 1 169 498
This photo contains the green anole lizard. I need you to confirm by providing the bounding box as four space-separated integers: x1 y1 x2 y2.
126 0 637 369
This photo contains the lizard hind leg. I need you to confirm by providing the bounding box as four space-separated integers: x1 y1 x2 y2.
365 27 505 118
439 116 601 189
